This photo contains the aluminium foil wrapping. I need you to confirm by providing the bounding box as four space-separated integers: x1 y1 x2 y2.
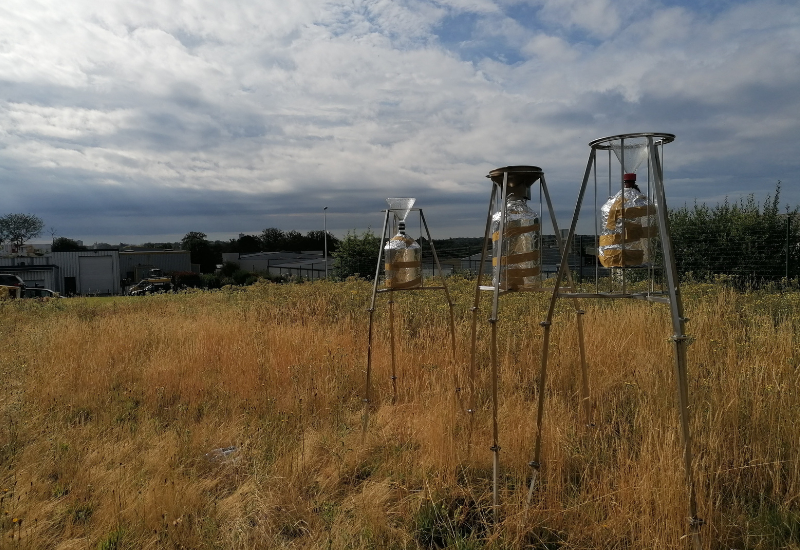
598 188 658 268
491 198 541 290
384 234 422 289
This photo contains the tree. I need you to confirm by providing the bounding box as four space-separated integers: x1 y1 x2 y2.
259 227 340 253
52 237 87 252
306 230 340 253
232 234 262 254
284 230 304 250
0 213 44 247
260 228 286 251
140 242 175 249
181 231 208 248
181 232 218 273
331 229 380 280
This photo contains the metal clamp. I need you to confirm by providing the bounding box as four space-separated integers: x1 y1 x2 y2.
539 321 551 327
671 334 688 342
390 376 397 381
466 409 474 414
689 516 704 528
528 461 540 470
490 445 501 452
577 310 585 315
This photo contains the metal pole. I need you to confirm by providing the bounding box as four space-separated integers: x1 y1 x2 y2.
595 156 599 294
649 138 703 549
541 176 592 427
469 185 498 444
363 209 391 438
389 298 397 404
620 138 626 296
490 172 509 525
323 207 328 279
419 211 460 408
788 214 791 281
529 149 596 501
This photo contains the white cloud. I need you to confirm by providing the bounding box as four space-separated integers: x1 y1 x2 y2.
0 0 798 240
530 0 636 38
522 33 579 61
0 103 134 139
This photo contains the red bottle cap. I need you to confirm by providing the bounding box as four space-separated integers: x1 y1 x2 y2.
623 173 637 182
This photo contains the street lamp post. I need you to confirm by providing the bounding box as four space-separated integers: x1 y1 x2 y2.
324 207 328 278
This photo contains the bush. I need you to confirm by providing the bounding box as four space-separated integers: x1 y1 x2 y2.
201 274 223 289
220 261 240 277
232 269 252 285
670 182 799 288
173 271 203 288
332 229 380 280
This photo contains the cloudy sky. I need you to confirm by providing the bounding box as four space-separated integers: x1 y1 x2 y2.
1 0 798 244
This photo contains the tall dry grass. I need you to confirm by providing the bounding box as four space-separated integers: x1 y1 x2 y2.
0 278 798 549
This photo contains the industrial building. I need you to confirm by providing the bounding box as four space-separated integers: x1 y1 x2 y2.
0 248 191 295
119 250 193 282
222 251 333 279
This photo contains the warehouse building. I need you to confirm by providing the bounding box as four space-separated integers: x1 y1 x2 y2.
0 248 190 295
0 250 120 295
119 250 192 282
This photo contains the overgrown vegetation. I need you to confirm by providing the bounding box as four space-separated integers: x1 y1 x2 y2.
0 280 798 548
331 229 381 280
670 182 799 287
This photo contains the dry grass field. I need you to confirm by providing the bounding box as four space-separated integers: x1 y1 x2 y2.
0 278 798 549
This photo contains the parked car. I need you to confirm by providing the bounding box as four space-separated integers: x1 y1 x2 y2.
126 268 172 296
22 288 60 298
0 273 25 298
0 273 25 289
129 282 172 296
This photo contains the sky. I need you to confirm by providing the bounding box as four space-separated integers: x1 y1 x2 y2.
1 0 799 244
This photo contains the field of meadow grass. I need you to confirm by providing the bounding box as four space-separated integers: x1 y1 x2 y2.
0 277 799 549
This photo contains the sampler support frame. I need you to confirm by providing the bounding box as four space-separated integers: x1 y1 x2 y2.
530 133 703 549
467 166 590 523
363 207 458 436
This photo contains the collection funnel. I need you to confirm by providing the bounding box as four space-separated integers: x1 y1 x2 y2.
609 136 649 177
386 198 416 223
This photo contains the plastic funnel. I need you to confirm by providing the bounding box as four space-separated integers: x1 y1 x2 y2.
610 136 649 175
386 198 416 222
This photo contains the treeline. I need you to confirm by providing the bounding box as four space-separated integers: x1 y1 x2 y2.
181 229 341 273
50 182 799 286
330 183 799 287
670 182 799 287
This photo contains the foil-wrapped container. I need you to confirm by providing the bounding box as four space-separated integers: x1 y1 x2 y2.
491 198 540 290
384 234 422 289
598 188 658 267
